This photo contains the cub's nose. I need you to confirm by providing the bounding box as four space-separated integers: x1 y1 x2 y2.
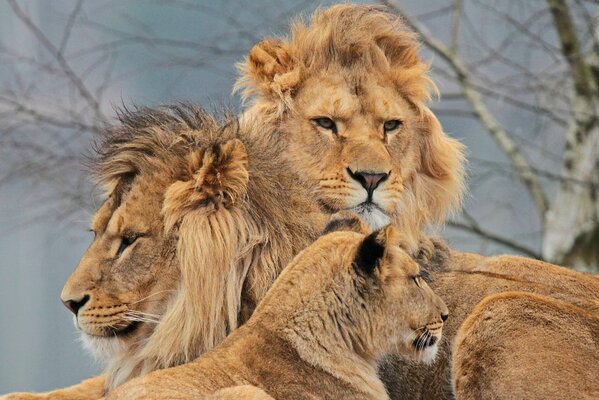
347 169 389 195
62 294 90 315
441 312 449 322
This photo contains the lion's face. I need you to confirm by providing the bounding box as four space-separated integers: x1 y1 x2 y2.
237 4 466 251
377 244 448 364
282 69 421 229
282 215 448 364
61 174 178 360
343 224 448 364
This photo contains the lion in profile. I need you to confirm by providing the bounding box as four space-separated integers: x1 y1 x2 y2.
234 4 599 399
1 104 325 399
107 215 449 400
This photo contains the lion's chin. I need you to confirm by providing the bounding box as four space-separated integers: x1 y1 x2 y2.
351 203 390 230
416 342 439 365
80 333 126 363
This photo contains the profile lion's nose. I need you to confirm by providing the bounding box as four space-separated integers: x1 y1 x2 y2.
441 312 449 322
62 294 90 315
347 169 389 195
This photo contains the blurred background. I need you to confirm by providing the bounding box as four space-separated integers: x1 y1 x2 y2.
1 0 597 393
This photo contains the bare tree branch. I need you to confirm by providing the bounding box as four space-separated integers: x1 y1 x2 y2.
382 0 550 216
448 221 542 259
7 0 105 122
548 0 598 98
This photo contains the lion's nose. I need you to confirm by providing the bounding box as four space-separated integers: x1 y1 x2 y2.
347 169 389 196
62 294 90 315
441 312 449 322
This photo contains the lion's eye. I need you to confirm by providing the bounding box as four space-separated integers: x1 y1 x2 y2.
312 117 338 134
383 119 402 134
117 235 138 257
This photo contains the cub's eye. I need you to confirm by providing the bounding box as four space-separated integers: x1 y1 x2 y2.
116 235 138 257
383 119 403 134
413 276 422 288
312 117 338 134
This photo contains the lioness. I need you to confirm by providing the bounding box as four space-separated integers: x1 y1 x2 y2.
1 104 325 399
235 4 599 399
107 217 448 400
452 291 599 400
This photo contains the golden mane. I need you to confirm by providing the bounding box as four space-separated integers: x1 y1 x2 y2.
235 4 435 116
86 104 324 389
235 4 464 251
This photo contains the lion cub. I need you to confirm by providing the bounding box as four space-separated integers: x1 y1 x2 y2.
108 215 448 400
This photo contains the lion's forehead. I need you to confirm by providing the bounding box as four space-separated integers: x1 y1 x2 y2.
298 72 408 122
95 176 168 235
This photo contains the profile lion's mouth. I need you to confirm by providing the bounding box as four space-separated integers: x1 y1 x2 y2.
412 331 439 350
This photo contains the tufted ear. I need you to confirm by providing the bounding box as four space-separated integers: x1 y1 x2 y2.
234 38 301 102
354 225 398 276
163 139 249 231
322 211 371 235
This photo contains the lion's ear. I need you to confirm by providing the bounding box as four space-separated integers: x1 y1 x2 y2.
235 39 300 101
354 225 398 276
163 139 249 231
322 211 371 235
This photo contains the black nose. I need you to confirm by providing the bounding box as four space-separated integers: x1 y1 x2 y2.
347 169 389 195
62 295 90 315
441 312 449 322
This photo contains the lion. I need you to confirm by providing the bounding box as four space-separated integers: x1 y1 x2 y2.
234 4 599 399
452 291 599 400
1 104 326 399
106 215 449 400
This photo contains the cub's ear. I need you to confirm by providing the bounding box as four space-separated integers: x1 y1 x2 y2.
234 38 301 101
354 225 398 276
322 211 370 235
163 139 249 231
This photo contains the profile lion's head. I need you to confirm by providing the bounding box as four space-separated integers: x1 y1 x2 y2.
60 104 323 391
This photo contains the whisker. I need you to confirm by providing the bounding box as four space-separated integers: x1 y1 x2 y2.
127 290 176 305
126 311 161 319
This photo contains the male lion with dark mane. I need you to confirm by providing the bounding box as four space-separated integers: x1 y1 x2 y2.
1 104 325 399
107 215 449 400
234 4 599 399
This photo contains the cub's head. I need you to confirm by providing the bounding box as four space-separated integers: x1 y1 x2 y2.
236 4 466 251
59 105 316 390
264 212 448 365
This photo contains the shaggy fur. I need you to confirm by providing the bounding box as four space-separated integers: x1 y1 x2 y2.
377 251 599 399
234 5 599 399
452 292 599 400
236 4 466 253
107 219 448 400
2 104 325 399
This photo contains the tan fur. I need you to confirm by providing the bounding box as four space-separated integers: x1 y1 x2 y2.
236 4 466 253
452 292 599 400
0 377 105 400
235 5 599 399
377 251 599 399
207 386 275 400
107 220 448 400
2 104 325 399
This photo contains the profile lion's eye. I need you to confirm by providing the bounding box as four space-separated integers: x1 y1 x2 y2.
116 235 138 257
383 119 402 134
312 117 338 134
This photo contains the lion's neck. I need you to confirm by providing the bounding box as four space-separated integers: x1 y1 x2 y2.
279 316 389 400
